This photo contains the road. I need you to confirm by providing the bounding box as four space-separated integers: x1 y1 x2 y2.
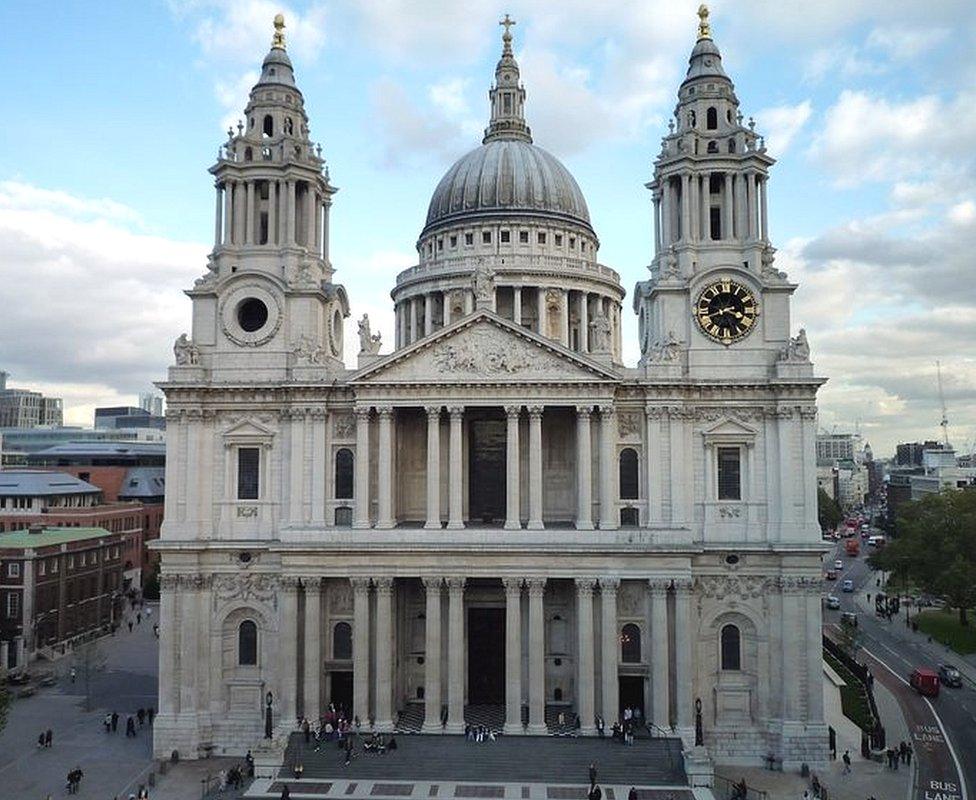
824 537 974 800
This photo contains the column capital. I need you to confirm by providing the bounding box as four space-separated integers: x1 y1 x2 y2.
575 405 592 418
354 406 372 420
302 576 323 591
527 405 544 419
671 576 694 594
425 405 442 419
502 577 523 596
447 405 465 418
350 576 371 593
373 577 395 595
526 578 547 598
422 576 444 592
598 576 620 593
574 577 597 597
376 406 394 420
280 575 303 592
647 578 670 595
597 404 615 418
504 405 522 419
445 576 466 593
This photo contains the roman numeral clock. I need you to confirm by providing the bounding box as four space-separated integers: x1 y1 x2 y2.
694 278 758 346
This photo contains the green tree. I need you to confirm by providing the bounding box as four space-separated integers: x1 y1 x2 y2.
873 489 976 626
0 681 8 735
818 487 843 532
71 640 107 712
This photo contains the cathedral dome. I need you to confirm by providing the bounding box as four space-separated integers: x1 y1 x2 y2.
422 139 592 237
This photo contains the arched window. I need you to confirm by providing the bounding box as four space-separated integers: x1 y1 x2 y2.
706 107 718 130
720 624 741 670
335 448 354 499
333 621 352 660
263 114 274 137
619 448 639 500
727 140 736 153
244 147 253 161
621 623 641 663
238 620 257 665
707 141 719 154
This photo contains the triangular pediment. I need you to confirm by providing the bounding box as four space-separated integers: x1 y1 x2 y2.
702 418 758 437
223 418 275 439
350 312 619 384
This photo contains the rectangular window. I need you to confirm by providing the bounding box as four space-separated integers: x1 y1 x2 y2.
464 232 473 246
710 207 721 240
538 232 546 244
237 447 260 500
569 237 576 249
717 447 742 500
519 231 529 244
437 238 443 251
482 231 491 244
7 562 20 578
51 559 58 574
500 230 510 243
38 561 46 577
6 592 19 618
449 235 457 248
555 234 563 246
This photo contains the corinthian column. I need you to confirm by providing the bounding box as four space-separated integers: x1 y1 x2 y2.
447 407 464 529
503 577 523 734
353 408 371 528
421 577 443 732
303 577 322 720
575 578 597 735
599 577 619 722
445 577 466 733
673 578 694 741
424 406 442 529
599 405 618 530
374 577 394 732
351 578 370 725
527 406 544 529
504 406 522 530
376 408 395 529
278 577 300 732
575 407 593 529
649 579 670 729
526 578 547 734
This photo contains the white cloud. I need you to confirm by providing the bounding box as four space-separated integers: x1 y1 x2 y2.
754 100 812 157
214 70 259 134
948 199 976 225
0 182 207 423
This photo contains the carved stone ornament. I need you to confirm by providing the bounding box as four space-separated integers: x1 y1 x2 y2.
617 581 642 616
290 259 320 290
777 328 810 364
431 328 536 376
760 243 787 281
333 413 355 438
174 333 200 366
471 259 496 306
194 255 219 289
292 333 329 365
213 573 278 603
617 411 641 438
357 314 382 355
589 312 612 353
694 575 776 601
330 580 353 613
646 330 682 363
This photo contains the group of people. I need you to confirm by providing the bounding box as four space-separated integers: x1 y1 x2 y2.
64 767 85 794
464 724 496 742
217 758 252 791
885 740 912 769
299 702 357 751
102 706 155 737
35 729 53 749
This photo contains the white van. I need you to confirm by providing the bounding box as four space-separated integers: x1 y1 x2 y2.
867 535 885 548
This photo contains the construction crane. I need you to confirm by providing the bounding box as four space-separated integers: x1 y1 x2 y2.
936 360 950 447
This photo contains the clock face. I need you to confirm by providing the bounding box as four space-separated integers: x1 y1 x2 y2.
694 278 758 345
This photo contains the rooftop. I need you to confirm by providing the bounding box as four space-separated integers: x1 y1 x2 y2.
0 470 101 496
0 526 113 550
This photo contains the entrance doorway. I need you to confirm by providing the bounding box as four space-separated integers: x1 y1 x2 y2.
468 415 506 523
619 675 645 719
330 671 353 716
467 607 505 704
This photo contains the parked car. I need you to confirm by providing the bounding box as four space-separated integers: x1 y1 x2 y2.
834 559 844 570
826 595 841 609
909 668 940 697
938 664 963 688
825 570 838 581
842 579 854 593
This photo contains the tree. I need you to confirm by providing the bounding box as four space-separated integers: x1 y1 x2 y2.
818 487 843 532
873 489 976 626
71 640 108 712
0 682 8 735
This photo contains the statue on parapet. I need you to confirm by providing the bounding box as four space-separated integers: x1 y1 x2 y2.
173 333 199 366
358 314 382 355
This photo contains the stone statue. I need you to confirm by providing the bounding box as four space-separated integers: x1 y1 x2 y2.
589 312 612 353
695 697 703 747
292 334 328 365
472 260 495 307
173 333 199 366
357 314 382 355
648 331 682 363
779 328 810 363
664 245 680 279
760 243 786 280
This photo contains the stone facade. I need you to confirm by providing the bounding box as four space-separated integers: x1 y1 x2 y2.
153 12 829 770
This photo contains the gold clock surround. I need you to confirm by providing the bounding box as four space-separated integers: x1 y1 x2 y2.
694 277 759 346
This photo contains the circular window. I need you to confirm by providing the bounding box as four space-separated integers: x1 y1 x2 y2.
331 308 343 357
725 554 740 565
237 298 269 332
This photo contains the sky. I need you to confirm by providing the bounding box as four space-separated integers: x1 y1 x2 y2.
1 0 974 458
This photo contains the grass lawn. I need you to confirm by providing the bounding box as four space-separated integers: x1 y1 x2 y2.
824 650 875 732
915 609 976 655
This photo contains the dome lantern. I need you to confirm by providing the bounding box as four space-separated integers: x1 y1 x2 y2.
483 14 532 145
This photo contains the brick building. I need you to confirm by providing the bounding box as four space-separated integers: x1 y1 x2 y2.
0 525 124 670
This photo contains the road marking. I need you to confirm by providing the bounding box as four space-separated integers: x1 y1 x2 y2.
924 696 970 800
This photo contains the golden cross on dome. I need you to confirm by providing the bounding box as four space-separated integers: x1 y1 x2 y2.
499 13 516 37
272 13 286 49
697 4 711 40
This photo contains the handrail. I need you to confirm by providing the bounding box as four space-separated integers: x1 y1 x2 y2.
714 775 768 800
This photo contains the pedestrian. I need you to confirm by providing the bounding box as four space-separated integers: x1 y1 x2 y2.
842 750 851 774
137 708 145 726
281 784 291 799
589 762 597 787
70 667 76 684
219 768 227 791
104 713 112 733
344 736 353 766
866 594 871 603
628 789 637 800
112 711 119 732
139 785 150 798
246 749 255 778
65 770 74 794
905 743 913 765
45 729 52 748
128 621 133 633
37 732 45 749
303 717 311 745
126 716 136 737
137 612 141 625
294 761 304 779
899 741 906 764
148 706 155 725
74 766 84 792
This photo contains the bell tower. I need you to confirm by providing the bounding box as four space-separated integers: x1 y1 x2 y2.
176 15 349 384
634 5 808 380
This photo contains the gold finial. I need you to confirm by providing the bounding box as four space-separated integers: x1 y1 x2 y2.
697 4 711 40
272 13 286 49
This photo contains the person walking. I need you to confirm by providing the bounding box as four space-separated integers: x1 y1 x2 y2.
37 732 45 749
45 729 52 748
137 708 145 726
842 750 851 774
126 716 136 737
281 784 291 799
70 667 76 684
147 706 155 725
111 711 119 732
104 713 112 733
588 763 597 787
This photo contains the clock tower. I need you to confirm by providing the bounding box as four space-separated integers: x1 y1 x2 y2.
634 5 808 381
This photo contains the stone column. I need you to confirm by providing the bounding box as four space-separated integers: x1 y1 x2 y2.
699 175 709 240
303 577 322 720
805 583 824 723
425 406 442 529
311 409 327 524
526 578 547 734
599 577 619 722
268 180 277 245
652 192 662 255
286 180 296 245
513 286 522 325
351 578 371 725
536 287 546 335
464 291 474 315
306 188 317 249
424 293 434 337
747 172 757 240
760 177 768 240
598 405 617 530
562 289 571 346
576 578 597 735
688 172 699 242
279 578 300 731
214 183 223 247
681 174 691 241
723 173 733 241
244 181 255 244
158 577 180 715
673 578 693 737
580 293 589 352
376 408 395 529
645 408 661 524
374 577 394 732
575 406 593 529
447 407 464 529
409 298 418 345
353 408 371 528
443 290 452 326
421 577 443 733
503 577 524 734
504 405 522 529
649 579 669 729
527 406 544 530
323 197 332 260
223 181 234 245
445 577 466 733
